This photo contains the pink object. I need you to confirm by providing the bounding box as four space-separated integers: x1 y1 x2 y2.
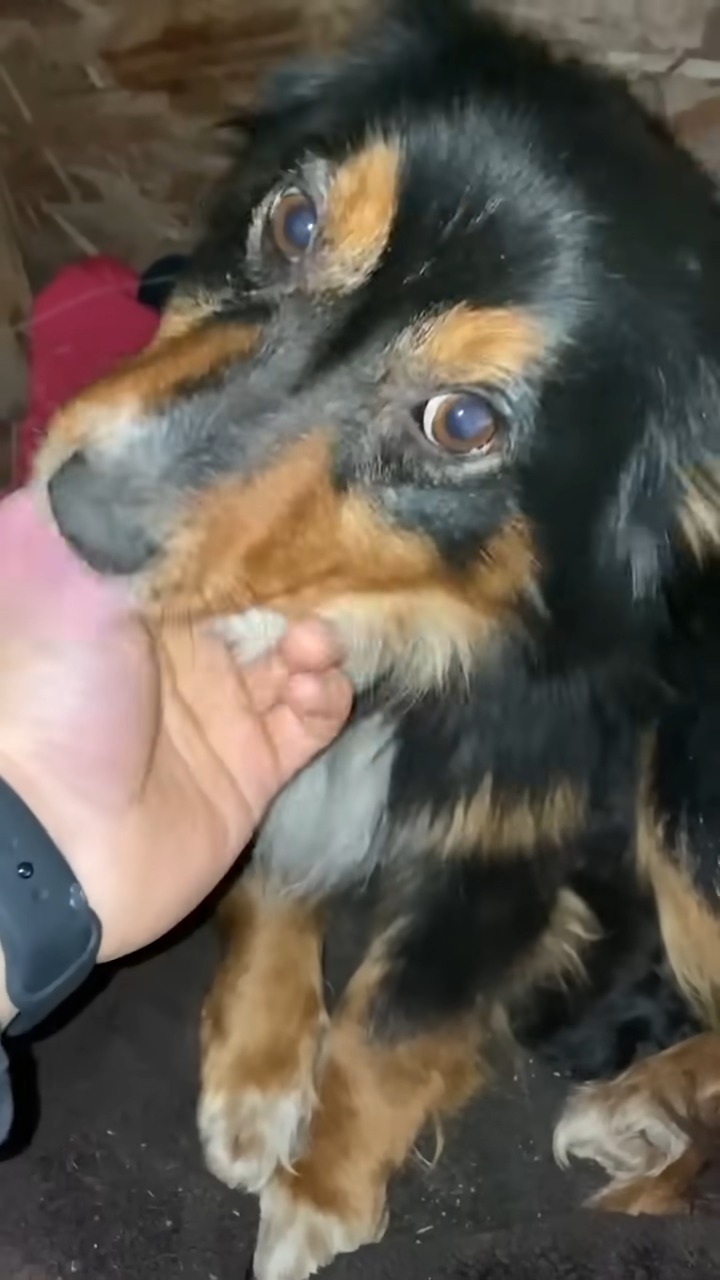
0 255 158 628
14 256 160 487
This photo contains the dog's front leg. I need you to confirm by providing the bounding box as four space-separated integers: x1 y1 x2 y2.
198 875 327 1194
252 933 483 1280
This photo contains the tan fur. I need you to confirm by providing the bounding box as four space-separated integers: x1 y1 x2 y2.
250 892 603 1280
637 802 720 1027
152 294 223 341
265 947 482 1224
412 303 545 385
35 322 261 477
146 434 446 614
201 906 483 1276
39 303 538 696
141 435 536 688
553 763 720 1218
508 887 600 997
555 1033 720 1215
676 461 720 562
408 779 588 859
321 140 400 288
203 882 600 1277
202 881 326 1092
199 879 327 1192
325 519 536 691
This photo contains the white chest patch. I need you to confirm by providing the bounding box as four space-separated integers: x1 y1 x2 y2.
213 610 396 897
255 711 395 896
213 609 289 663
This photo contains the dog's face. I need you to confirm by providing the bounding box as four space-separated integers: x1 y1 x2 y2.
38 1 720 688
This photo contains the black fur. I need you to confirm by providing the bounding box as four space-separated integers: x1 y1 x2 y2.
50 0 720 1082
373 852 562 1037
512 854 702 1081
186 1 720 1067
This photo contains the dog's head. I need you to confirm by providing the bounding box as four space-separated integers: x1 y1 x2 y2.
38 0 720 691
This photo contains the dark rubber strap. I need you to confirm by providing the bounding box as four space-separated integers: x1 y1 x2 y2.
0 1038 12 1143
0 777 101 1037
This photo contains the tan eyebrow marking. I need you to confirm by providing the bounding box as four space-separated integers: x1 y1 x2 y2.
321 139 401 289
412 304 545 384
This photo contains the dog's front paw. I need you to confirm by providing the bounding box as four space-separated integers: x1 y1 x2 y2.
198 1079 316 1194
252 1177 388 1280
553 1075 689 1183
198 947 327 1195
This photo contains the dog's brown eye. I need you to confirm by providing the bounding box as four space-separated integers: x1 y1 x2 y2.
420 393 497 455
269 189 318 259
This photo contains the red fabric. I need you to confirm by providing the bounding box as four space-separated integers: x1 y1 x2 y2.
14 257 160 488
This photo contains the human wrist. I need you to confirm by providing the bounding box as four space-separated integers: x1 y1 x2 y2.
0 748 53 1026
0 757 103 1029
0 745 137 965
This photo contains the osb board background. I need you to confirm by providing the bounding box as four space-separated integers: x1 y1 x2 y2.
1 0 719 458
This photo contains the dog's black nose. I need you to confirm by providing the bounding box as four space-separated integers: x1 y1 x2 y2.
48 451 159 577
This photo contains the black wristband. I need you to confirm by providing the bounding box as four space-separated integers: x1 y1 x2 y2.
0 777 101 1036
0 1038 12 1143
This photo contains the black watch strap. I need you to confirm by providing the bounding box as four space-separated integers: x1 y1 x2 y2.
0 776 101 1037
0 1038 12 1143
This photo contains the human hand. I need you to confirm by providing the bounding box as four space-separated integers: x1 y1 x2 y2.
0 491 352 977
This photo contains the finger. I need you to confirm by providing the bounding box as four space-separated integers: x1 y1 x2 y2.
277 617 345 674
285 670 354 722
264 672 353 782
162 626 290 718
228 619 345 716
241 664 351 743
238 649 292 715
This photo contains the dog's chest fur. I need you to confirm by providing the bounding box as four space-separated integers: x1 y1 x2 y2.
215 611 397 894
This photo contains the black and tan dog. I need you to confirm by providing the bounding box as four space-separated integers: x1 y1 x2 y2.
35 1 720 1273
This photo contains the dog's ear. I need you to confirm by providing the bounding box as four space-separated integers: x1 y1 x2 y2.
606 369 720 600
220 0 485 141
219 55 339 140
386 0 479 34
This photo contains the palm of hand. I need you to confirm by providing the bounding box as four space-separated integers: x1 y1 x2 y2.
0 492 351 961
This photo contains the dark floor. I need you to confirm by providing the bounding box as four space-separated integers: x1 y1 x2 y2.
0 903 715 1280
